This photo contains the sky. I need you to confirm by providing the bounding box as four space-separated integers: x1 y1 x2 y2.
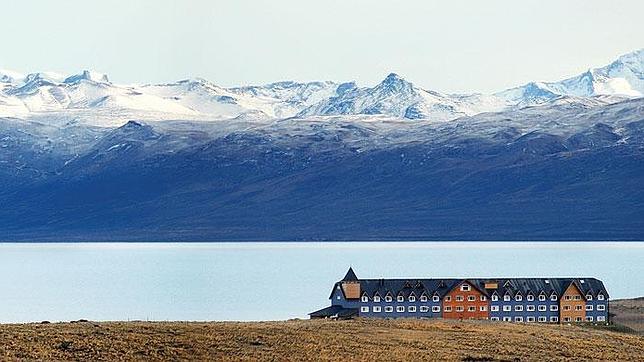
2 0 643 93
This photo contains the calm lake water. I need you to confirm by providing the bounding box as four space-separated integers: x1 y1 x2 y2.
0 242 642 323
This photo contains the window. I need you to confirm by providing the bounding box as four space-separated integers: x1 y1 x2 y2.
432 295 439 302
538 305 546 311
565 295 572 301
461 284 471 291
586 295 592 301
361 296 368 303
420 296 427 302
397 296 404 302
456 296 464 302
597 305 605 311
575 317 582 322
538 316 547 322
420 306 429 312
480 295 487 301
527 305 535 311
492 295 498 301
491 306 499 312
586 305 593 311
575 305 583 311
597 316 606 321
408 306 416 312
539 295 546 301
373 306 381 313
480 306 487 312
503 306 511 312
563 317 571 322
468 296 476 301
527 317 535 322
551 295 558 301
585 316 593 322
409 296 416 302
598 294 605 301
360 306 369 313
515 317 523 322
504 295 511 301
527 295 534 301
385 296 392 302
445 296 451 302
550 316 559 322
574 295 581 301
374 296 381 302
396 306 405 312
456 306 464 312
515 295 522 301
503 317 511 322
468 306 476 312
550 305 558 311
491 317 499 321
515 305 523 311
432 306 440 312
385 306 393 313
444 306 452 312
564 306 571 311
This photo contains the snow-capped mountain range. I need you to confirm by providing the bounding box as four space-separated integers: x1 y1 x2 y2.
1 49 641 126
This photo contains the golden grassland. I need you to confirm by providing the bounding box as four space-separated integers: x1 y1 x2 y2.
610 297 644 335
1 318 643 361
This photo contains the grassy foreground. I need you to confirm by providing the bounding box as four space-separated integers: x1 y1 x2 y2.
1 319 643 361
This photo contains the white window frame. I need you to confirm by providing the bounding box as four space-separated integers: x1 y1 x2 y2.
445 296 451 302
585 316 593 322
408 306 416 312
551 295 558 301
515 305 523 311
480 295 487 301
539 295 546 301
420 295 427 302
468 306 476 312
515 294 522 301
408 296 416 302
527 305 535 311
586 295 592 301
373 296 381 303
550 305 558 311
373 306 381 313
396 306 405 313
502 316 511 322
503 305 511 312
360 306 369 313
361 296 368 303
563 317 571 322
503 295 511 301
575 316 582 322
515 317 523 322
597 305 605 311
538 305 546 311
597 316 605 321
575 305 583 311
491 306 499 312
385 306 393 313
420 306 429 312
456 295 464 302
550 316 559 322
491 295 498 301
467 296 476 302
456 306 464 312
461 284 471 291
538 316 547 322
444 306 452 312
527 317 535 322
385 296 393 302
432 306 440 313
527 295 534 301
397 295 404 302
480 306 487 312
491 317 500 321
432 295 439 302
598 294 605 301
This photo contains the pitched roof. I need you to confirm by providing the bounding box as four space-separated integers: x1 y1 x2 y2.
309 305 358 318
342 267 358 282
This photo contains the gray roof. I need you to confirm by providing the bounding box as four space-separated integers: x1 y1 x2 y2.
331 269 609 300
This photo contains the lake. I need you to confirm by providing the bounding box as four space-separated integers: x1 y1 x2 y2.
0 242 642 323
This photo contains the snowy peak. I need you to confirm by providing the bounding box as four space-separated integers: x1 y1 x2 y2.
64 70 110 84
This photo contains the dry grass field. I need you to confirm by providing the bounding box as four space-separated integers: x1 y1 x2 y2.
1 318 643 361
610 297 644 334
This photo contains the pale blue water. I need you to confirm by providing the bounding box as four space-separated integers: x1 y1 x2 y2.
0 242 641 323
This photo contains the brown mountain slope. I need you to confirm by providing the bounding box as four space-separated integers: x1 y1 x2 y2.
1 319 642 361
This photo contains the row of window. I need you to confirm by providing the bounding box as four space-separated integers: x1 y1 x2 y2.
490 304 606 312
361 305 443 313
361 294 606 303
361 305 606 314
490 316 606 322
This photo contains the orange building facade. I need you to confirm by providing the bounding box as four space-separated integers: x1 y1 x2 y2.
442 280 489 319
560 282 586 323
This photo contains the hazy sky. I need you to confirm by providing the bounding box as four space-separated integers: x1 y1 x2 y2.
2 0 643 93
